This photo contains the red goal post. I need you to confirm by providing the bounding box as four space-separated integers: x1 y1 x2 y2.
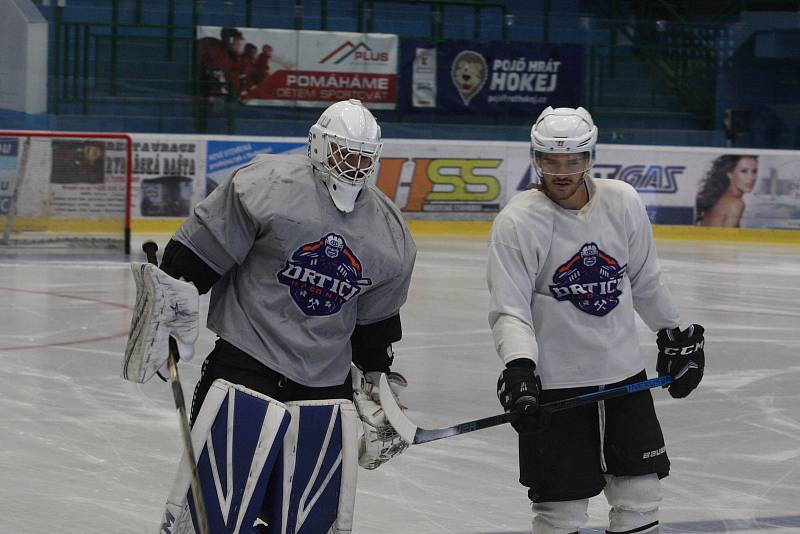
0 130 133 254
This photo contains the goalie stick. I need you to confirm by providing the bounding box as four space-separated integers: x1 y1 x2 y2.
379 374 672 445
142 241 210 534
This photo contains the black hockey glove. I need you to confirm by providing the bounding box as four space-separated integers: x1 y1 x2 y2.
497 359 542 434
656 324 705 399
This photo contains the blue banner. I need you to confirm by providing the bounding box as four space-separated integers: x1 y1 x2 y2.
205 140 305 195
400 40 583 115
0 138 20 216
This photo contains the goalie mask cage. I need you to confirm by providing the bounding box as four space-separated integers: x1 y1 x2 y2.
0 131 133 254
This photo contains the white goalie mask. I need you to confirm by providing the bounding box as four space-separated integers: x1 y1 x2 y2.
530 106 597 180
308 99 383 213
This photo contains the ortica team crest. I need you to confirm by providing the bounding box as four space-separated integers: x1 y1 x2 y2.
277 233 371 316
549 243 627 317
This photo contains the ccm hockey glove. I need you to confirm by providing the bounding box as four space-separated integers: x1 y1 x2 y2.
497 358 542 433
657 324 705 399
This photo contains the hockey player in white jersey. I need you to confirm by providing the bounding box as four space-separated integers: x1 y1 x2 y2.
123 99 416 533
488 107 705 534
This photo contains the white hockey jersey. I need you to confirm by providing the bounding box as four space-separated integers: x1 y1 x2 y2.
487 177 680 389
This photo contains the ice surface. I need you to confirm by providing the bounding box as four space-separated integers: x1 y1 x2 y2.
0 237 798 533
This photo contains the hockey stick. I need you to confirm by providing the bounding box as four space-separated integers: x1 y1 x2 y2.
142 241 210 534
379 374 672 445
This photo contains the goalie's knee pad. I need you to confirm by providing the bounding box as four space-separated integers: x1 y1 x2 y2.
531 499 589 534
261 398 359 534
604 474 661 533
159 379 291 534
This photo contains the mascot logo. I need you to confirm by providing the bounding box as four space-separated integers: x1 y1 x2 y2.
277 233 371 316
451 50 487 105
549 243 626 317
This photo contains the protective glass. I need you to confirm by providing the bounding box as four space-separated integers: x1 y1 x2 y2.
532 150 592 176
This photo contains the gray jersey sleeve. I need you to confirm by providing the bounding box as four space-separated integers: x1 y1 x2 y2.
173 162 266 275
355 200 417 325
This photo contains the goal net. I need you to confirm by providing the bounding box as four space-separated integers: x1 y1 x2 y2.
0 131 132 254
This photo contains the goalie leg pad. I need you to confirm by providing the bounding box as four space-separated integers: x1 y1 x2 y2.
159 379 291 534
531 499 589 534
603 474 661 533
262 399 359 534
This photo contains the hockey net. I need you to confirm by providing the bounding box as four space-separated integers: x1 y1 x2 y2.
0 131 132 254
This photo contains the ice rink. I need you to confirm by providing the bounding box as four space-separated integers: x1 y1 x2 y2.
1 236 798 534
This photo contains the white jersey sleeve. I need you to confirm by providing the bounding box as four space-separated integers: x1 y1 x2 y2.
625 190 681 331
487 203 539 366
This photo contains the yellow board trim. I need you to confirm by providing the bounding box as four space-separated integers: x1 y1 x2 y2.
0 217 124 233
4 218 799 244
406 221 800 244
652 225 800 243
131 219 184 234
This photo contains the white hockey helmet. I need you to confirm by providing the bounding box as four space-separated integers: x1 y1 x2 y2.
308 99 382 213
530 106 597 178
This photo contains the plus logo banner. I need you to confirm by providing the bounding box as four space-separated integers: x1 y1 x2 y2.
277 233 371 316
549 243 626 317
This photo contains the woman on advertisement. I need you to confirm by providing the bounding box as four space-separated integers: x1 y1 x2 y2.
695 154 759 227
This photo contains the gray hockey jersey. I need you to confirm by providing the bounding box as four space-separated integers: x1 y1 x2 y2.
174 153 416 387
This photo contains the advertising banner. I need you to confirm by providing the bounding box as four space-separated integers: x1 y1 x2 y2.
410 47 437 108
374 140 800 229
376 139 520 214
46 139 128 219
593 147 800 229
401 40 583 115
112 133 799 230
591 146 705 225
132 136 206 219
0 138 19 216
206 139 306 194
197 26 398 108
1 137 129 222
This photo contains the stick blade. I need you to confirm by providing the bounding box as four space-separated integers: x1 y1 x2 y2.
378 373 418 444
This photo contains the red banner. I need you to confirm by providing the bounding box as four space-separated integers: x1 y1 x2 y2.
243 70 396 106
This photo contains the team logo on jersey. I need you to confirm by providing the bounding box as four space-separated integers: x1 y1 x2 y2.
277 233 371 316
549 243 626 317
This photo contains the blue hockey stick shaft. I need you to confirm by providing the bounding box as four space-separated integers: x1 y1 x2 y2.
539 374 673 414
406 375 673 444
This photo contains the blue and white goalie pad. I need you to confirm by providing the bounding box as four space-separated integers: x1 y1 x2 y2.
158 380 359 534
159 379 291 534
262 399 359 534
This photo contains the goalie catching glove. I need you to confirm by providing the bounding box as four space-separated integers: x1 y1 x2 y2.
351 365 409 469
122 262 200 383
656 324 705 399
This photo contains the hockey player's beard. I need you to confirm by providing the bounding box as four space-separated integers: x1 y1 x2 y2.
540 173 587 207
